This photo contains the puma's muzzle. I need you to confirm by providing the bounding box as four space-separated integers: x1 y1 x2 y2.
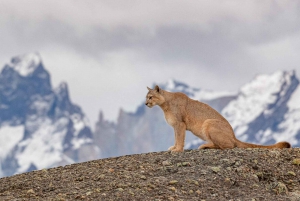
145 101 153 108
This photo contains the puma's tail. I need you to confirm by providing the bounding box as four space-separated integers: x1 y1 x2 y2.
235 140 291 149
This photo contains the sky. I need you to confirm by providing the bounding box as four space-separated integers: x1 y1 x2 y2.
0 0 300 126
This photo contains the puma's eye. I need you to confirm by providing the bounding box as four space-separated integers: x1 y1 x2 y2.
149 97 152 99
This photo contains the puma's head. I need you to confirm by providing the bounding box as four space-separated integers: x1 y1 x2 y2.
145 85 165 108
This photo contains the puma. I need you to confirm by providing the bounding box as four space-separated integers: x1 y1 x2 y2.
145 85 291 152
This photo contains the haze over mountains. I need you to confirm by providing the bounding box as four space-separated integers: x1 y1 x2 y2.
0 53 299 177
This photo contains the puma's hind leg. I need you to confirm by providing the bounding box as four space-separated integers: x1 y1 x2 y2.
198 142 218 149
200 119 236 149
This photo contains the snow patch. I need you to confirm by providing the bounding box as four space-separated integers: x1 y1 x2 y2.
163 79 236 101
275 109 300 146
8 53 41 77
165 79 176 90
16 118 69 173
0 125 24 159
222 71 289 129
71 114 85 137
194 90 236 101
288 85 300 110
72 138 92 150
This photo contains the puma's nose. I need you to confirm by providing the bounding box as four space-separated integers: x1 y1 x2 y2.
145 103 148 106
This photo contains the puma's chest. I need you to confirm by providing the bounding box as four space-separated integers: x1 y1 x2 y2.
164 112 177 126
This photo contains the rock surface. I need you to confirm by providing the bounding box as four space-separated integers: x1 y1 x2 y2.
0 148 299 200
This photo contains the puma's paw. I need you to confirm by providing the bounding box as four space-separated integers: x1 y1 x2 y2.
171 148 184 153
168 146 176 151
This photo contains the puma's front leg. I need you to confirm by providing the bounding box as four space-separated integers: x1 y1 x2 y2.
168 132 178 151
168 145 176 151
171 122 186 153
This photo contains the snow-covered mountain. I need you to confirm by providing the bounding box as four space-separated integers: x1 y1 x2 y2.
187 70 300 149
0 53 99 177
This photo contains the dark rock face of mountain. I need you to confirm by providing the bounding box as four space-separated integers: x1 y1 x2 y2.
0 53 99 177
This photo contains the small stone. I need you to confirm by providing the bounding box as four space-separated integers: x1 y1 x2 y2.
251 174 259 183
162 160 171 166
256 172 263 179
97 174 105 180
109 168 114 173
292 158 300 165
196 190 201 195
288 171 296 176
226 167 232 171
189 190 194 194
117 188 124 192
276 182 288 195
169 186 176 191
27 189 35 194
140 175 147 180
235 161 241 166
210 166 220 173
169 180 178 185
182 162 191 166
86 191 92 196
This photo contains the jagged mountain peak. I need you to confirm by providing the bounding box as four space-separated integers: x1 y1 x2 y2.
0 53 98 178
0 53 52 123
223 70 298 131
158 78 236 101
239 70 296 97
163 79 193 90
54 82 69 100
187 70 300 149
8 53 42 77
158 79 200 97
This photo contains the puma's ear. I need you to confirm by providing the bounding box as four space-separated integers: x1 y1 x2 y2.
147 86 151 91
154 85 160 93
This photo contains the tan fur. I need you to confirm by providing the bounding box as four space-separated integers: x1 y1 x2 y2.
145 85 291 152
